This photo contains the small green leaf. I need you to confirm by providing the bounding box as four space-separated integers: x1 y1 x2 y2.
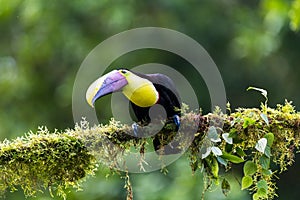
242 175 253 190
253 193 260 200
257 188 268 198
255 138 267 153
211 157 219 178
257 180 268 190
260 155 270 170
260 113 269 126
200 139 212 159
221 151 244 164
222 133 233 144
217 156 228 167
243 117 256 129
200 147 211 159
256 181 268 199
262 169 272 176
243 161 257 176
264 133 274 147
247 86 268 100
221 178 231 197
236 147 247 157
211 146 222 156
207 126 221 142
264 145 271 158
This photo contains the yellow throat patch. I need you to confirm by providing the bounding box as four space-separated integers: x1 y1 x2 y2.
119 70 159 107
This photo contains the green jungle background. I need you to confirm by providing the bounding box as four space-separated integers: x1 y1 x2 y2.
1 0 300 199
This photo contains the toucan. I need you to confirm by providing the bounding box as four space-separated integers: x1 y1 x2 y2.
86 69 181 154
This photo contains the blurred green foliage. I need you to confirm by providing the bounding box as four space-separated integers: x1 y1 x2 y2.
0 0 300 199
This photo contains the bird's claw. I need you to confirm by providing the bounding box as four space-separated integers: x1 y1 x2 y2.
173 114 180 130
132 122 139 137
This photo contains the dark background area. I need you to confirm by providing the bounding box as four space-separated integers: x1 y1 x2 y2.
1 0 300 199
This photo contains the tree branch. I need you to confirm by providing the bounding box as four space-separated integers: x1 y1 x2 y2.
1 101 300 199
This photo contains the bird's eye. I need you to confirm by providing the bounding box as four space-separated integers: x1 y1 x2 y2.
120 70 127 74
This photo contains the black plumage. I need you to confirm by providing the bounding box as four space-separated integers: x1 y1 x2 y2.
129 71 181 154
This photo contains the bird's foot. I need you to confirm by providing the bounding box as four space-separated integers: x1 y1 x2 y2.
172 114 180 130
131 122 139 137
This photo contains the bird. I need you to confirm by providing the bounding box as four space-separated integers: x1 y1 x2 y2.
86 68 181 154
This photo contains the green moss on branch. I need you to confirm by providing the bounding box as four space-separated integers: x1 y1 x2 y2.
1 101 300 199
0 128 97 199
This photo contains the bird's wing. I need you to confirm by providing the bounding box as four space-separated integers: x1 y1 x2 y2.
131 71 181 115
137 73 179 97
144 73 181 110
145 74 177 91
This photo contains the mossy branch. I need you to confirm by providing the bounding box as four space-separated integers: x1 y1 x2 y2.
1 101 300 199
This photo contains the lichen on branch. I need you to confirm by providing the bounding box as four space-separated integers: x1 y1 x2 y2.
1 101 300 199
